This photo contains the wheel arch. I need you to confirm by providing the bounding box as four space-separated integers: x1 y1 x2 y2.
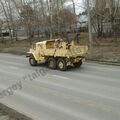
29 53 38 61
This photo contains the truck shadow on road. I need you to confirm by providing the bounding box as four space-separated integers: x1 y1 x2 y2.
35 62 85 72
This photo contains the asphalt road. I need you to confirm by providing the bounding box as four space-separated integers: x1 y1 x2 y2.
0 53 120 120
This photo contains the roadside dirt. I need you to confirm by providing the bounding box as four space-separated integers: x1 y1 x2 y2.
86 37 120 63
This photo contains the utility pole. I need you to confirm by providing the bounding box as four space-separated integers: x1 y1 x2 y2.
50 0 53 39
87 0 92 49
71 0 77 29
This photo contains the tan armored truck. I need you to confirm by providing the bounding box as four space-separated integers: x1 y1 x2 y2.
26 39 88 71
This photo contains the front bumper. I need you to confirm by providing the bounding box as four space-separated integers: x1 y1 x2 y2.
26 52 31 58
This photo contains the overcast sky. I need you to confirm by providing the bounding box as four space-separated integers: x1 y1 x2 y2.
68 0 84 14
76 0 84 14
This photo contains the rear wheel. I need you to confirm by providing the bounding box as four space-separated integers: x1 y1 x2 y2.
57 58 67 71
29 56 37 66
74 61 82 68
48 57 57 69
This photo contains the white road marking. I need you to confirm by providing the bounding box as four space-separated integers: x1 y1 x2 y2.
8 66 20 70
50 74 70 80
0 59 24 66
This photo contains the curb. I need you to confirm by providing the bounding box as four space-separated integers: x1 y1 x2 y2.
86 59 120 66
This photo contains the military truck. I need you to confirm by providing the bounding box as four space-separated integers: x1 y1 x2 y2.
26 39 88 71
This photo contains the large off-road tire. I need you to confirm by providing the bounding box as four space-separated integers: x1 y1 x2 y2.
57 58 67 71
48 57 57 69
29 56 37 66
74 61 82 68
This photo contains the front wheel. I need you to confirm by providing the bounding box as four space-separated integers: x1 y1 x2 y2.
57 58 67 71
29 56 37 66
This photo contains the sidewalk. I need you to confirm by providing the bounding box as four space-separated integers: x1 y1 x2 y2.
0 103 32 120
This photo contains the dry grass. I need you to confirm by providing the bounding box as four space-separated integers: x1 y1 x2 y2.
0 34 120 63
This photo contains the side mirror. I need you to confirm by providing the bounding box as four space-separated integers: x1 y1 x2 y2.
32 43 36 50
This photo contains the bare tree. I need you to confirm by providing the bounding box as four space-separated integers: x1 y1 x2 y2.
0 0 77 43
91 0 120 37
0 19 4 42
0 0 13 42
